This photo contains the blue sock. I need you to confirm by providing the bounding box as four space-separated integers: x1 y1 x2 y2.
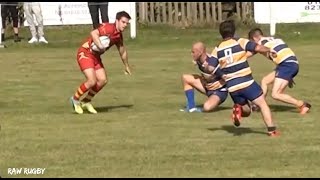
185 89 195 109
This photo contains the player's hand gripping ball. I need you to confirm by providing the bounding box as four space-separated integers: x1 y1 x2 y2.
91 36 110 52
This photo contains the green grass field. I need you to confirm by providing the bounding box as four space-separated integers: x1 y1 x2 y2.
0 23 319 178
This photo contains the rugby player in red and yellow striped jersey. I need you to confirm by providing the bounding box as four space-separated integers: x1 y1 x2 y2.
70 11 132 114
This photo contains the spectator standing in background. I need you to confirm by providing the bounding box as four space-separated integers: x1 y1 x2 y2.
88 2 109 29
23 2 48 44
1 2 21 42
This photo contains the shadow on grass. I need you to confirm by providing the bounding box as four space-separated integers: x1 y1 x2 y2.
199 105 232 112
269 104 297 112
94 104 133 113
180 105 232 112
4 35 26 41
207 125 267 136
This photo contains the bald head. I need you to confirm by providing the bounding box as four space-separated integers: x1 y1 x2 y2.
191 41 207 62
192 42 206 53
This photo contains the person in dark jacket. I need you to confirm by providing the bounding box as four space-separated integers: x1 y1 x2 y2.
88 2 109 29
1 2 21 42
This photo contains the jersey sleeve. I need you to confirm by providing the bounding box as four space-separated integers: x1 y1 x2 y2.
207 56 224 78
238 38 257 53
207 56 219 67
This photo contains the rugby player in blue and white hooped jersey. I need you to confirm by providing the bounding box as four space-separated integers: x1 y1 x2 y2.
211 20 279 137
248 28 311 115
181 42 228 113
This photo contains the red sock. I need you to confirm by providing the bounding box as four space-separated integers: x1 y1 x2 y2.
73 83 89 101
82 84 103 102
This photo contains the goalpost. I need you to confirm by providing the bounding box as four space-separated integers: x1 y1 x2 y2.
269 2 276 36
129 2 137 39
0 3 5 48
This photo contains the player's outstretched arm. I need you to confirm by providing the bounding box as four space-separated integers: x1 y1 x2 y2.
254 44 277 58
90 29 105 51
239 38 276 58
116 41 131 75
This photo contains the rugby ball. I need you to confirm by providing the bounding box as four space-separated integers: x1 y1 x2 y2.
91 36 110 52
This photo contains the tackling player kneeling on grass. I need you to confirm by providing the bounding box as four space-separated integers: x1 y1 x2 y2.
70 11 132 114
181 42 228 113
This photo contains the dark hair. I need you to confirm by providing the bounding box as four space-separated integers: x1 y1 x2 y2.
248 28 263 40
116 11 131 20
219 20 236 39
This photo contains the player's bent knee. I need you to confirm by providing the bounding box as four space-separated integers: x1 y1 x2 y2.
242 110 251 117
271 92 281 100
181 74 191 82
203 98 220 112
252 95 270 112
97 79 108 87
86 79 97 88
242 105 251 117
203 102 214 112
261 77 272 86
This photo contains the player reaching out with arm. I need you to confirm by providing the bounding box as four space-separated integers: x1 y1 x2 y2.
212 20 279 136
248 28 311 114
70 11 132 114
91 20 131 75
116 38 131 75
